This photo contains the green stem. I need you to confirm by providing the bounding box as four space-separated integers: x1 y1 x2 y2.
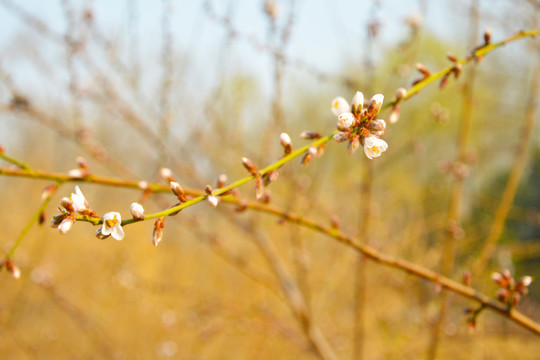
6 182 61 258
121 132 336 225
0 152 36 175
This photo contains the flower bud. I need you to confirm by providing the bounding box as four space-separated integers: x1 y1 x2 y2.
462 270 472 286
416 63 430 77
484 28 491 45
389 106 400 124
138 181 149 190
300 131 321 140
258 189 271 204
263 170 279 186
351 91 364 118
130 202 145 220
330 215 340 229
170 182 187 202
68 168 87 178
217 174 228 188
337 113 355 131
159 168 174 182
368 119 386 132
153 217 165 247
280 133 292 154
207 195 219 207
515 276 533 295
39 211 46 225
395 88 407 101
333 132 348 143
41 185 57 201
242 157 257 175
58 216 75 234
446 52 458 63
348 135 360 154
60 197 75 213
491 272 508 288
367 94 384 118
5 259 21 279
255 177 265 200
50 214 66 228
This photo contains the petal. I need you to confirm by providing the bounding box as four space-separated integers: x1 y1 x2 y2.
74 186 84 199
364 145 374 159
331 97 350 116
111 225 124 241
351 91 364 117
101 224 112 236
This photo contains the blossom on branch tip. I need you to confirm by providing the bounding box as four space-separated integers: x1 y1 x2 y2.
363 135 388 159
101 212 124 241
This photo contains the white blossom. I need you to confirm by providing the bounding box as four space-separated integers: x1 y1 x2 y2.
71 186 88 213
363 135 388 159
101 212 124 241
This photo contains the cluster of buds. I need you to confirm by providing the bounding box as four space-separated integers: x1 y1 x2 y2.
51 186 125 241
440 54 462 90
492 269 533 308
331 91 388 159
1 258 21 279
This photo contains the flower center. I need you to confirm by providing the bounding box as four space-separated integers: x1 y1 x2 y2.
371 146 380 153
105 215 118 227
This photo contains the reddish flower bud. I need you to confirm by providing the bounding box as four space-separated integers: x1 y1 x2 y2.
462 270 472 286
300 131 321 140
60 197 75 213
446 52 458 63
416 63 430 77
153 217 165 247
241 157 257 175
170 182 187 202
280 133 292 154
217 174 228 188
41 185 57 201
159 168 175 182
4 259 21 279
484 28 491 45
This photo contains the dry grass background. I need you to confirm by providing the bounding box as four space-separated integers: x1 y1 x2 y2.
1 0 540 359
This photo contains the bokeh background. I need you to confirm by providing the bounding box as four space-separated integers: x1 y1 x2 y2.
1 0 540 359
